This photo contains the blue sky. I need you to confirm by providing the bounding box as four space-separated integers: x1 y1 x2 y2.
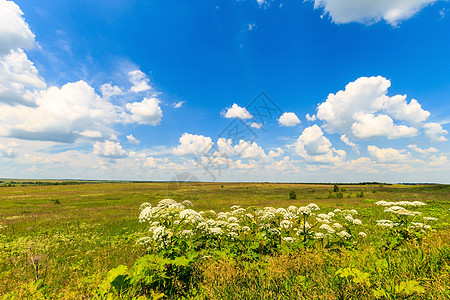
1 0 449 183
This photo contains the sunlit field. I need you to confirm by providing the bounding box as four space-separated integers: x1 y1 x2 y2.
0 181 449 299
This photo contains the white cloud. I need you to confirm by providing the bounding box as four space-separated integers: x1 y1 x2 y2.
93 140 127 158
278 112 301 127
128 70 151 93
126 97 163 125
268 147 284 158
0 142 17 158
214 138 236 157
407 144 438 155
173 133 213 156
0 80 123 143
311 0 439 26
0 48 46 105
0 0 35 55
429 155 447 167
214 138 266 159
127 134 140 144
340 134 360 154
224 103 253 119
234 140 266 159
248 23 257 31
99 82 123 99
351 113 418 139
173 101 185 108
76 130 102 138
378 96 430 124
367 145 410 163
250 122 262 129
256 0 270 8
306 113 317 122
294 125 345 163
316 76 427 140
423 122 448 141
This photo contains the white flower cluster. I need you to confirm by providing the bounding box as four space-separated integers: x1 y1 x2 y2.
375 201 426 206
375 199 435 231
137 199 367 249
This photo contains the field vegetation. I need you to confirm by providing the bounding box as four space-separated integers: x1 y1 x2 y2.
0 181 449 299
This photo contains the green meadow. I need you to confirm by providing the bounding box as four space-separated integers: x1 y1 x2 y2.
0 181 449 299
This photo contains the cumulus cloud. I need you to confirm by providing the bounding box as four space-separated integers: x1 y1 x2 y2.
127 134 140 144
306 113 317 122
0 80 123 143
316 76 428 140
423 122 448 142
234 140 266 159
126 97 163 125
311 0 439 26
278 112 301 127
351 113 418 139
294 125 345 163
367 145 410 163
99 82 123 99
340 134 360 154
0 0 35 55
0 48 46 105
224 103 253 119
93 140 127 158
128 70 151 93
173 133 213 156
407 144 438 155
429 155 448 167
251 122 262 129
268 147 284 158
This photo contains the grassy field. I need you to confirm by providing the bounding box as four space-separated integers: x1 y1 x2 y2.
0 181 449 299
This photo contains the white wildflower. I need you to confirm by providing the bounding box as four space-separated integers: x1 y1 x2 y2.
139 202 151 210
227 216 239 223
157 199 178 208
228 231 239 239
358 232 367 238
182 200 193 207
332 222 343 229
268 228 281 235
314 232 325 239
287 206 298 213
283 212 297 220
298 206 312 216
276 208 287 215
282 236 295 243
319 224 335 234
353 219 362 225
180 229 193 237
337 230 351 239
208 227 223 236
228 223 241 231
241 226 251 232
232 208 246 216
280 220 293 229
307 203 320 211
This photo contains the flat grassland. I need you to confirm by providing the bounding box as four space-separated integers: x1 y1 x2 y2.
0 181 449 299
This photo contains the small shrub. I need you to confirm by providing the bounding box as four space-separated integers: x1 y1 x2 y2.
289 190 297 200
